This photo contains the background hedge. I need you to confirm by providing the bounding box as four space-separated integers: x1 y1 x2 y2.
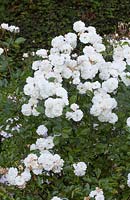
0 0 130 50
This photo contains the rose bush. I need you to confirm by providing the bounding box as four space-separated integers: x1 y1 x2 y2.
1 21 130 200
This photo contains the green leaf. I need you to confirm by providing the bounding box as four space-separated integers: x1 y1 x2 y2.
69 95 77 104
48 77 56 82
53 136 60 145
14 37 26 44
62 132 69 139
95 168 101 178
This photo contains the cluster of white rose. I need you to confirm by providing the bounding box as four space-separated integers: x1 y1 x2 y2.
4 123 88 189
113 42 130 65
73 162 87 176
21 20 130 124
6 167 31 188
90 90 118 123
5 124 64 188
1 23 20 33
33 136 54 152
89 187 105 200
23 151 64 175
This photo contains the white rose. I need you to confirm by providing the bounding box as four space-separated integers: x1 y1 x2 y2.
70 103 79 111
21 103 32 116
21 169 31 182
1 23 9 30
36 49 48 58
127 117 130 127
73 162 87 176
36 125 48 137
15 176 25 187
71 109 83 122
73 21 86 33
79 32 90 44
0 48 4 55
51 197 62 200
